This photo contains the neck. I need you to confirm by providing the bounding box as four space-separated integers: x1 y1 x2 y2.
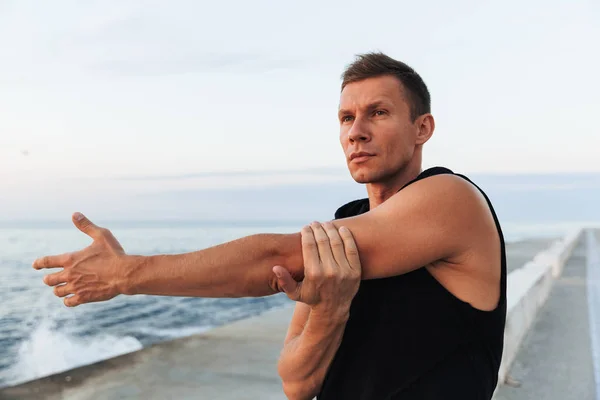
366 157 423 210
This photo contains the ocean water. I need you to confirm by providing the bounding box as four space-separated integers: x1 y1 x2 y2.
0 211 598 387
0 223 299 389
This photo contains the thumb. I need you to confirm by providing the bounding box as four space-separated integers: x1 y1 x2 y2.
272 266 301 300
72 212 102 240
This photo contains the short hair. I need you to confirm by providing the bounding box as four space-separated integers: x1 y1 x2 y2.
341 52 431 121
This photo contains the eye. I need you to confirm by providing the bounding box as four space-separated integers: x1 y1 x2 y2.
374 110 387 117
341 115 354 123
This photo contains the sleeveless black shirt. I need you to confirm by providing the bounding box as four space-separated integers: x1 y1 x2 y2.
317 167 507 400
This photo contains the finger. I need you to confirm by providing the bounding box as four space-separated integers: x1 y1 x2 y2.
43 271 68 286
33 254 70 270
273 266 301 300
301 225 321 278
321 222 349 269
310 222 336 271
54 284 74 298
338 226 361 272
64 295 83 308
72 212 104 241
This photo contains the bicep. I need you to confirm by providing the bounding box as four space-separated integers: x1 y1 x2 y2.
284 302 311 345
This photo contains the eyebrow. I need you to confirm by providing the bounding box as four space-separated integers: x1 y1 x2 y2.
338 101 390 118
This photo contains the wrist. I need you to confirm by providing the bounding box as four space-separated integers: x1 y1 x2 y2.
118 255 146 296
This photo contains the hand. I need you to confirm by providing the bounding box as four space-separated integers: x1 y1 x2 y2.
32 212 128 307
272 221 361 318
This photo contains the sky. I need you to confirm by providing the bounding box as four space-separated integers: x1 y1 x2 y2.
1 0 599 220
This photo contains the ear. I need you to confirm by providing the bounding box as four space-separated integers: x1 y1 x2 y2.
415 114 435 145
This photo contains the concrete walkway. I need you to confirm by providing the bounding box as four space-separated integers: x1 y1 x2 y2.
0 237 558 400
495 231 599 400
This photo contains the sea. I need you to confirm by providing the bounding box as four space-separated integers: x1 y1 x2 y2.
1 173 599 388
0 222 300 389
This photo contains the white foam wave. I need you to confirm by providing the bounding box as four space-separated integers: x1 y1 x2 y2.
134 325 213 339
6 319 143 386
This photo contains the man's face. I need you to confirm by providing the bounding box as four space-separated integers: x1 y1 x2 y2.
338 75 420 184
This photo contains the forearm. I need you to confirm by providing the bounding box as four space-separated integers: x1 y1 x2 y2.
278 309 349 400
121 233 304 297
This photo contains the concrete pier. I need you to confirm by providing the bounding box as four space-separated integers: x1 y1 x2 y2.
1 232 592 400
494 230 599 400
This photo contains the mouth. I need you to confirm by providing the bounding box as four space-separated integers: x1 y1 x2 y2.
351 155 372 164
350 152 375 164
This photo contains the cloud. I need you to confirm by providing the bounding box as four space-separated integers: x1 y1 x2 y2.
60 2 305 77
0 1 305 78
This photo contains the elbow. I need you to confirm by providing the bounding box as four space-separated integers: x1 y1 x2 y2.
278 362 320 400
281 380 320 400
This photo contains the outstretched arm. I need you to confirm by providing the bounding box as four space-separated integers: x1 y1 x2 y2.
34 213 305 305
34 174 493 307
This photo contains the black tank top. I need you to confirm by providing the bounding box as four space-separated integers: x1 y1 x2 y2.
317 166 507 400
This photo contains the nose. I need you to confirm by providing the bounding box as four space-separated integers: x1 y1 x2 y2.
347 117 371 143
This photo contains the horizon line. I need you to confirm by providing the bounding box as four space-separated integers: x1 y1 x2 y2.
58 167 600 182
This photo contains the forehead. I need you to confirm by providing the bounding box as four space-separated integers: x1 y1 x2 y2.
339 75 406 109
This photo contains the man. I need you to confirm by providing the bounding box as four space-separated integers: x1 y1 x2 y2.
34 52 506 399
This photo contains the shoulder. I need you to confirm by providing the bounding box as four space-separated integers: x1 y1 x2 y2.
393 170 487 212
